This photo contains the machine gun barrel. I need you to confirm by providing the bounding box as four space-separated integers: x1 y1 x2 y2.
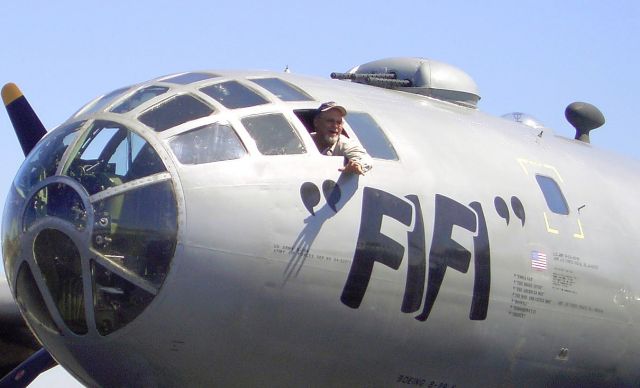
351 73 397 80
330 72 410 89
330 72 398 81
330 72 353 80
365 77 412 88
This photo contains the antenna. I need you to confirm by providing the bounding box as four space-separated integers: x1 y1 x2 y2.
565 102 605 143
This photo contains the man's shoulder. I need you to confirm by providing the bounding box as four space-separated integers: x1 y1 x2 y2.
337 135 364 151
336 134 355 146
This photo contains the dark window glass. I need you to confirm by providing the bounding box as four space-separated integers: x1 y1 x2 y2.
92 180 177 289
16 262 60 333
535 175 569 215
161 72 219 85
170 122 247 164
200 81 269 109
346 112 398 160
92 260 154 336
241 113 306 155
250 78 313 101
24 183 86 232
139 95 214 132
34 228 87 334
111 86 169 113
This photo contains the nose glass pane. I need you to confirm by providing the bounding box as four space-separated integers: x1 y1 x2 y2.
92 180 177 288
23 183 86 232
34 228 87 335
66 121 166 195
14 121 83 196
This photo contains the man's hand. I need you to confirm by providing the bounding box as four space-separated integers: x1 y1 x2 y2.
339 160 365 175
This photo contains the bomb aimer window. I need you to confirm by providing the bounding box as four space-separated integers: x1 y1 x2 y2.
90 178 177 335
535 175 569 215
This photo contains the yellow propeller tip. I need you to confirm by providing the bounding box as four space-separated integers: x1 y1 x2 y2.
2 83 23 106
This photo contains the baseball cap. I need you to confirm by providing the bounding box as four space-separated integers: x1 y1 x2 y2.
317 101 347 116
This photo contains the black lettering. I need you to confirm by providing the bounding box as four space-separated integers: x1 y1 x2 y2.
342 189 491 321
416 195 476 321
402 195 426 313
469 202 490 320
341 188 412 308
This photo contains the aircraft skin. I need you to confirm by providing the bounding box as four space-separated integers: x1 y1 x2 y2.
2 61 640 387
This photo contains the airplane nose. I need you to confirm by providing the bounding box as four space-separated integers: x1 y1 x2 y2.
2 119 178 338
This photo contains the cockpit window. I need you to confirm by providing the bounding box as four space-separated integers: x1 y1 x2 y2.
535 175 569 215
111 85 169 114
160 72 220 85
200 81 269 109
66 121 166 195
241 113 306 155
249 78 313 101
170 122 247 165
139 94 214 132
78 86 131 116
14 121 84 197
346 112 398 160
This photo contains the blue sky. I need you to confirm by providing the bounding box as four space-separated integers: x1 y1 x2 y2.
1 1 639 385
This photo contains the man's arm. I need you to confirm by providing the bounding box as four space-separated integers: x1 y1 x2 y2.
337 137 373 174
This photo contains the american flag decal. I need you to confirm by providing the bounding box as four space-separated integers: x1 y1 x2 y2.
531 251 547 271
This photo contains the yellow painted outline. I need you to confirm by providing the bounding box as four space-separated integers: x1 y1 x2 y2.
543 212 559 234
573 219 585 239
517 158 532 175
520 158 585 240
542 164 564 183
516 158 564 182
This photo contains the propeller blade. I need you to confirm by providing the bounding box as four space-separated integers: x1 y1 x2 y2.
0 348 56 388
1 83 47 156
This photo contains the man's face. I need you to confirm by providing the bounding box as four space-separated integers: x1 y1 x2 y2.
314 108 344 146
